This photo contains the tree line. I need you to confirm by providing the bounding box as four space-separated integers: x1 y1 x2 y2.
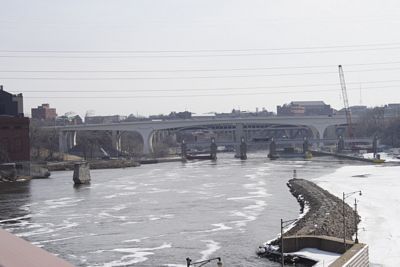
354 107 400 147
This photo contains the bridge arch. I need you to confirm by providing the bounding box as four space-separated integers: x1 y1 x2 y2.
117 129 154 155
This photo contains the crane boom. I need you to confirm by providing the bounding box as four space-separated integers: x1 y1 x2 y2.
338 65 353 137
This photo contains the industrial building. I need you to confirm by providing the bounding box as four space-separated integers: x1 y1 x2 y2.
277 101 334 116
31 103 58 120
0 85 30 162
85 115 126 124
0 85 24 117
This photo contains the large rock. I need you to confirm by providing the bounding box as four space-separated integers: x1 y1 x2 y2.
73 162 91 184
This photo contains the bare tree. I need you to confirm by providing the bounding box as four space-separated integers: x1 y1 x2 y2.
30 120 59 161
354 107 400 147
120 132 143 157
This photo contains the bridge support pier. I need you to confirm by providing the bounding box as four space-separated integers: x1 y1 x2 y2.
140 129 154 155
59 131 76 153
59 132 67 153
111 130 122 153
312 125 327 147
238 137 247 160
235 124 244 155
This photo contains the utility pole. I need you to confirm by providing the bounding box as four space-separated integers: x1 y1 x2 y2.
281 219 284 267
342 190 362 252
354 198 359 244
343 192 346 252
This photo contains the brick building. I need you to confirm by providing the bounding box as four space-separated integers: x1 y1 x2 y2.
0 116 30 162
31 103 57 120
277 101 334 116
0 85 30 162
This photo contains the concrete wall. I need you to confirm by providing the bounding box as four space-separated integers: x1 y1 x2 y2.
284 235 369 266
343 245 369 267
331 244 369 267
284 235 352 254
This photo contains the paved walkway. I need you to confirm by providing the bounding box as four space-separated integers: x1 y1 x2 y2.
0 228 74 267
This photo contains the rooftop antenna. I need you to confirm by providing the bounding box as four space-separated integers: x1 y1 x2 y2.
359 83 363 106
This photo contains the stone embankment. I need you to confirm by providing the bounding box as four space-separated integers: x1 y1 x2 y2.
286 178 359 240
0 163 20 182
47 159 140 171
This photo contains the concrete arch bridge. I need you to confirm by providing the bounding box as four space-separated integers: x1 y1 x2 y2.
55 115 353 155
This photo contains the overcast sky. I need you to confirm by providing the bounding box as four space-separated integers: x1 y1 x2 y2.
1 0 400 117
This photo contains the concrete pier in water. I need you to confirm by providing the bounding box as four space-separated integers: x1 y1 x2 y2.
73 162 91 184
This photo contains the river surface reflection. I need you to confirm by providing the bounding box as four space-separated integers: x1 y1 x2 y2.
0 153 342 266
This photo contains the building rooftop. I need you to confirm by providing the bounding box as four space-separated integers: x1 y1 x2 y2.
291 101 327 106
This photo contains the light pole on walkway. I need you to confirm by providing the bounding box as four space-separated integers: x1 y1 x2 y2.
354 198 359 244
280 218 297 266
342 190 362 252
186 257 222 267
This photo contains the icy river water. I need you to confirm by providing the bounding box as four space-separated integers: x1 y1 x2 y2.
0 153 344 267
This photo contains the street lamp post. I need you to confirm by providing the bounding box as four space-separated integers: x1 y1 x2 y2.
280 218 297 266
186 257 222 267
342 190 362 252
354 198 359 244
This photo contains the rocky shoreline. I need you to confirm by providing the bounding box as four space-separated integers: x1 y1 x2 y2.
286 178 359 239
258 178 360 263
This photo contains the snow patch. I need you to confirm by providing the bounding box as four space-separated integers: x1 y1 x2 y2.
312 165 400 267
288 248 340 266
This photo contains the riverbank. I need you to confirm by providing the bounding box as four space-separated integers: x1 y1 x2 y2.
46 157 185 171
46 159 140 171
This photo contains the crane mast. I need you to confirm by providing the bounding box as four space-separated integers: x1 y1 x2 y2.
338 65 353 137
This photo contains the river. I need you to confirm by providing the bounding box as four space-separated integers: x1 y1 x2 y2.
0 153 343 266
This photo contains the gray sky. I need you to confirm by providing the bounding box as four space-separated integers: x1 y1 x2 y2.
1 0 400 117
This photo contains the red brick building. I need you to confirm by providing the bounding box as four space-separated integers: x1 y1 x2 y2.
0 116 30 162
31 103 57 120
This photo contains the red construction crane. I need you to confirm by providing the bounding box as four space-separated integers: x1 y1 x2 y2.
338 65 353 137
